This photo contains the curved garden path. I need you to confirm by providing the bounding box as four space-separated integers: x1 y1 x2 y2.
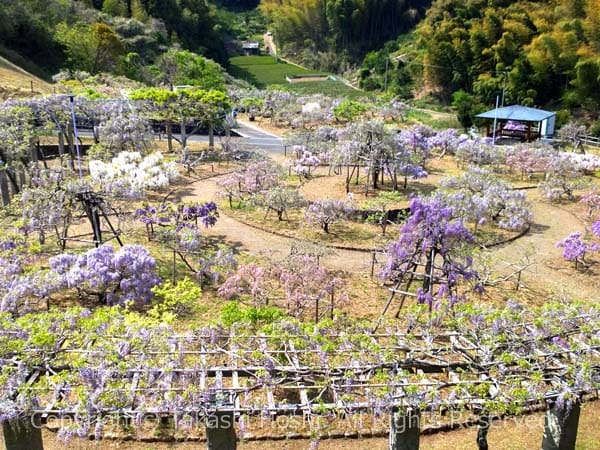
180 176 372 273
180 172 599 303
484 190 600 302
175 110 600 303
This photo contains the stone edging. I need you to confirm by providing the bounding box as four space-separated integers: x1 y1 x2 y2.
223 209 531 254
479 223 531 249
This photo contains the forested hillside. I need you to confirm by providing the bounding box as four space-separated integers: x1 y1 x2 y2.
3 0 600 117
260 0 430 72
415 0 600 110
260 0 600 116
0 0 226 79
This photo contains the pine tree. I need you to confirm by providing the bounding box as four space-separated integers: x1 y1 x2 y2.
130 0 149 22
102 0 128 17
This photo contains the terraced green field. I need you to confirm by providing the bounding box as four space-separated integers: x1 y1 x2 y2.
228 56 318 86
228 55 366 98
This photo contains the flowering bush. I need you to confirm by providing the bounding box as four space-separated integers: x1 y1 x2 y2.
217 159 281 207
504 144 552 179
0 254 54 315
381 196 481 308
49 244 160 306
134 201 224 280
580 192 600 219
441 167 532 231
539 154 590 202
218 255 346 320
556 232 599 269
252 187 304 221
290 150 320 178
89 152 179 198
305 197 354 233
427 128 467 156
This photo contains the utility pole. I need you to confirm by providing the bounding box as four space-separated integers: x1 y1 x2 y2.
68 95 83 179
492 95 499 144
384 57 389 92
500 71 508 107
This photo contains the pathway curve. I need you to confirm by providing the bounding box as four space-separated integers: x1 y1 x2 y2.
485 190 599 301
182 173 600 301
177 114 599 301
181 176 372 273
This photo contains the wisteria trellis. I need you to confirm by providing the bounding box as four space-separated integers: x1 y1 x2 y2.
1 302 599 441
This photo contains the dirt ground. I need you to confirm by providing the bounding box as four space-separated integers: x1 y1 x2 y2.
9 123 600 450
181 160 600 307
0 55 53 100
14 400 600 449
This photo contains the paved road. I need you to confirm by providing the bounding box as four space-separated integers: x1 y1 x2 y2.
188 120 284 153
78 120 285 153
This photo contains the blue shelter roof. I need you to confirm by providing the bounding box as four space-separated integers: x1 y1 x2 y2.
476 105 555 122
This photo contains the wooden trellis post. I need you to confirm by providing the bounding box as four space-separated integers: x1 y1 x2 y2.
389 407 420 450
0 172 10 206
2 417 44 450
541 401 581 450
476 414 490 450
205 412 236 450
17 167 26 191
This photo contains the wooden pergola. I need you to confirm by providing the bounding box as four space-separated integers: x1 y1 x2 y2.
2 306 600 450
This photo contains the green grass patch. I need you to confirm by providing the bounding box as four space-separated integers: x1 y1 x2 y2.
403 108 461 130
270 81 371 99
228 56 321 88
228 55 369 98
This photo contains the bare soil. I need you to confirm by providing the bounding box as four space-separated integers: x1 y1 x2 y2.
20 400 600 449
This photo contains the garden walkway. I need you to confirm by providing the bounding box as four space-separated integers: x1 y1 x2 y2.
178 115 599 304
182 172 599 304
182 176 372 273
486 189 600 302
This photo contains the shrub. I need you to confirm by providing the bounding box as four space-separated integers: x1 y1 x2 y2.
150 277 201 318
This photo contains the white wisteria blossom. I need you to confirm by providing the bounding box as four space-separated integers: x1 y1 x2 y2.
89 151 179 198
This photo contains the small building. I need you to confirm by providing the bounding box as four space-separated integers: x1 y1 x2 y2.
475 105 556 142
242 41 260 56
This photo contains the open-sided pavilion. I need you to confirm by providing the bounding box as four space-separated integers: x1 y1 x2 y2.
476 105 556 142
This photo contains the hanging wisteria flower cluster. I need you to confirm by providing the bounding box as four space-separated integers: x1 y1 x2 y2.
89 151 179 198
441 166 532 231
381 195 482 307
49 244 160 306
134 201 218 250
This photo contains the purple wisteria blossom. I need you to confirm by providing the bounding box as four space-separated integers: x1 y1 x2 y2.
556 232 599 268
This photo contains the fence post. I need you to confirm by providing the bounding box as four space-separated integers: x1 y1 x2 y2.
2 416 44 450
0 172 10 206
206 412 236 450
541 401 580 450
389 407 420 450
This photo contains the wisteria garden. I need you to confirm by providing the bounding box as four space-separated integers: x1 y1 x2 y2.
2 88 600 450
